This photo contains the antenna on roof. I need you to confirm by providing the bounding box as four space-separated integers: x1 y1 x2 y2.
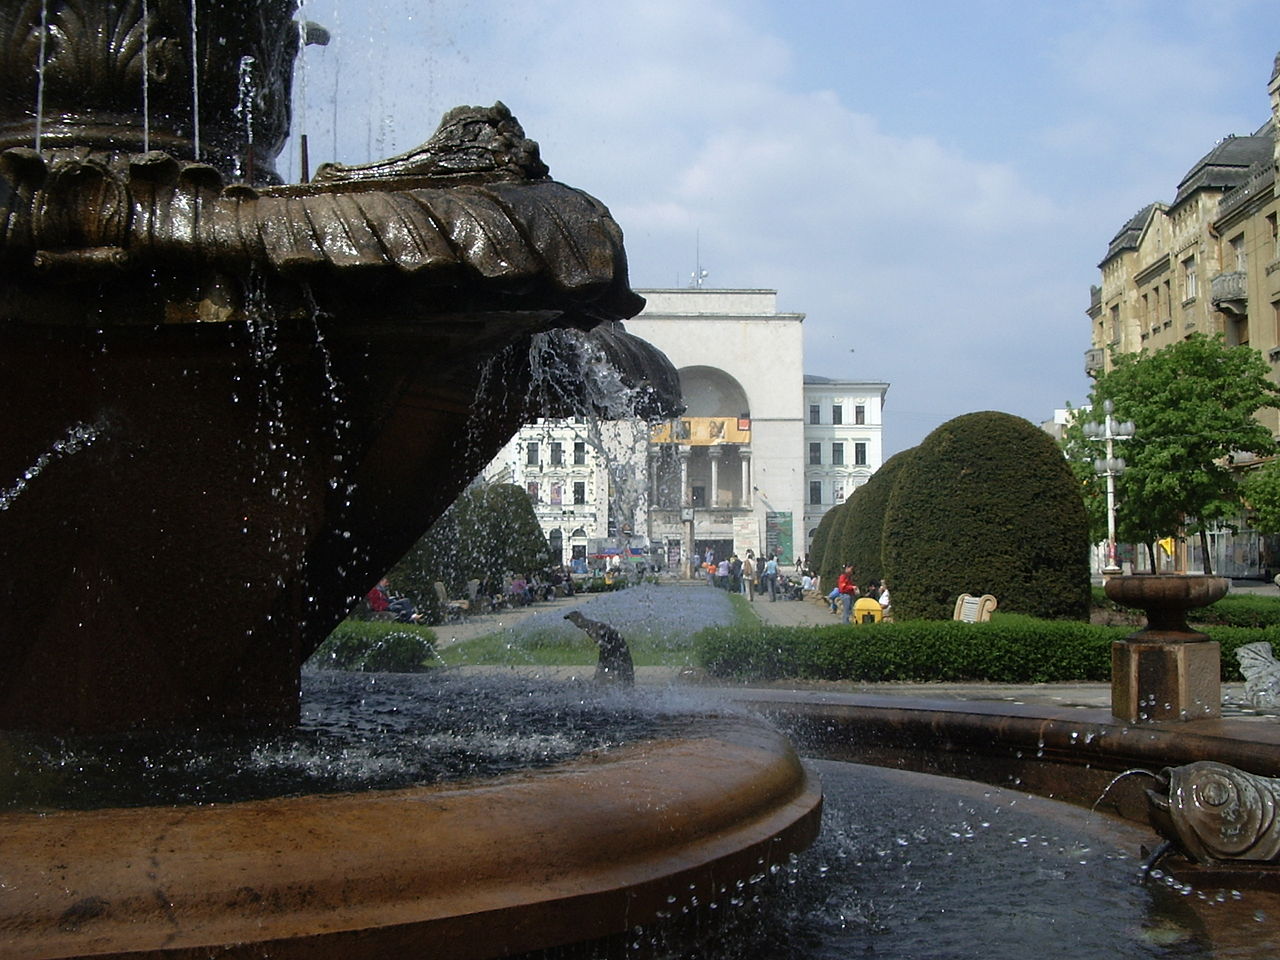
689 229 709 288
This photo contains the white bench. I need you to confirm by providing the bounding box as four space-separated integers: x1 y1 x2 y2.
953 593 998 623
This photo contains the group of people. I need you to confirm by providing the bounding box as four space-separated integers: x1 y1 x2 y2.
702 547 789 601
829 565 891 624
506 567 577 607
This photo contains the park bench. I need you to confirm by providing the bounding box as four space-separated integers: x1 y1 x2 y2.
953 593 997 623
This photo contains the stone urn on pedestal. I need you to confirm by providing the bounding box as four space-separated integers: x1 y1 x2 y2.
1106 574 1228 722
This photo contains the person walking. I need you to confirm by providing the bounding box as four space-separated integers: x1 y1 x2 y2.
762 554 779 602
741 551 756 601
837 564 860 623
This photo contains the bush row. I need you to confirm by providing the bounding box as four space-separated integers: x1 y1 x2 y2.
306 621 438 672
694 616 1278 684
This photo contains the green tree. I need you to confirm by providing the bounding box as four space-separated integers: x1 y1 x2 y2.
882 411 1090 621
1089 334 1280 574
1242 459 1280 536
389 482 550 618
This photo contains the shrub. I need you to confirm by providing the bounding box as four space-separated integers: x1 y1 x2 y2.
835 447 916 586
808 507 839 576
882 411 1090 621
307 621 437 672
695 617 1124 682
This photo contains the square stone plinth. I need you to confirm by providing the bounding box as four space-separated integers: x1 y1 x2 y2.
1111 640 1221 723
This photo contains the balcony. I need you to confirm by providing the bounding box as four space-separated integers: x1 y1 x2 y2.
1210 271 1248 316
1084 347 1105 376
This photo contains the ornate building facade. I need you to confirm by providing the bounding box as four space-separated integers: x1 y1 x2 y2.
1089 53 1280 434
1086 52 1280 577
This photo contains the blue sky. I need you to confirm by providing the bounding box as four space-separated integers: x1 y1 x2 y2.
285 0 1279 455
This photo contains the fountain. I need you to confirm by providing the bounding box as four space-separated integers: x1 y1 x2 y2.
7 5 1280 957
0 3 820 957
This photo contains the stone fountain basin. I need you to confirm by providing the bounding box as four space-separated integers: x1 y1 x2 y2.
0 716 820 960
1104 573 1229 613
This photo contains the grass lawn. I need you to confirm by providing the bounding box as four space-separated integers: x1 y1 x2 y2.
437 589 759 668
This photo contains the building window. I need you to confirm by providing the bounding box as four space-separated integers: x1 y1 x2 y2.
854 442 867 466
809 404 820 425
526 441 539 467
550 442 563 466
550 483 562 505
526 481 539 503
809 442 822 465
833 484 845 504
832 404 843 425
573 481 586 505
854 404 865 424
691 485 707 508
1230 233 1247 272
1182 255 1197 300
573 441 586 465
809 481 822 505
831 442 844 465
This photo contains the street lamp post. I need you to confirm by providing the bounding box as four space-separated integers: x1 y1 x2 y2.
1083 400 1134 576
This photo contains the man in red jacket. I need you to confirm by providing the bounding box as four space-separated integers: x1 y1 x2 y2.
837 565 860 624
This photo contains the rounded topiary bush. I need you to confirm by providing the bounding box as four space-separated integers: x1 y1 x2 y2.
882 411 1089 621
808 505 840 578
817 502 856 586
835 447 916 586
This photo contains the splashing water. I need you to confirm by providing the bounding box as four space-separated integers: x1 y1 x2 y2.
0 420 105 511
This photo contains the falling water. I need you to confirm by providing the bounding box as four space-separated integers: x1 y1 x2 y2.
33 0 48 152
0 420 105 511
190 0 200 159
233 55 256 179
1090 767 1161 815
140 0 150 152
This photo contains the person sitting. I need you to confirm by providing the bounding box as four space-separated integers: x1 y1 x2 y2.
508 575 532 606
369 577 421 622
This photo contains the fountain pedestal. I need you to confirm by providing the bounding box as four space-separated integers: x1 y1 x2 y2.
1105 574 1228 722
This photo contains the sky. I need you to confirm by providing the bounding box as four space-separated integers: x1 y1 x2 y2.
283 0 1279 456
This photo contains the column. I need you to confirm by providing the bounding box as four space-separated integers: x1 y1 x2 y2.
739 450 751 508
708 446 722 507
678 446 691 506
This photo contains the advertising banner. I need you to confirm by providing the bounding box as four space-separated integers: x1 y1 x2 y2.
650 416 751 446
765 512 793 564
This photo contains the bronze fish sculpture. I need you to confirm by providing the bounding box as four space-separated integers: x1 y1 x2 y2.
1147 761 1280 863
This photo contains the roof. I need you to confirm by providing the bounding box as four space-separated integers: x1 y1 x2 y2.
1173 134 1273 205
1100 203 1160 265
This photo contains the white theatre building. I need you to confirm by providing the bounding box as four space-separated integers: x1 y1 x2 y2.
481 288 888 572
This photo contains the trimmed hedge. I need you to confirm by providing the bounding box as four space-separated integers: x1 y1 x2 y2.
307 621 438 672
694 617 1273 684
834 447 915 586
808 506 839 577
883 412 1090 621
